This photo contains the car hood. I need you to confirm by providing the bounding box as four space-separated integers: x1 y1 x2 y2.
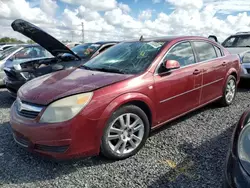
11 19 79 58
18 68 134 105
226 47 250 55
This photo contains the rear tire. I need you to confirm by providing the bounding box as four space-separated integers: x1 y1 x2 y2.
219 75 237 106
100 105 150 160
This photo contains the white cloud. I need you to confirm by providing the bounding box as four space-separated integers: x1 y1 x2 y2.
104 8 142 29
59 0 117 11
77 6 101 21
118 2 131 13
0 0 250 43
0 0 53 24
166 0 203 9
40 0 58 17
138 9 153 20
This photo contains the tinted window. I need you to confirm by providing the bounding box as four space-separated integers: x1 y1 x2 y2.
84 41 166 74
222 35 250 47
194 42 217 62
69 43 101 58
214 46 222 57
163 42 195 67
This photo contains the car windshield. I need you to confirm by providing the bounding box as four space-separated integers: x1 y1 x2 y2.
63 43 101 58
83 41 166 74
222 35 250 48
0 46 20 60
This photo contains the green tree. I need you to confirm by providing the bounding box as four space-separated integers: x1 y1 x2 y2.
0 37 24 43
27 39 35 44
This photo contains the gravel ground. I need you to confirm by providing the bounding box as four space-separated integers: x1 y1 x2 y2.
0 82 249 188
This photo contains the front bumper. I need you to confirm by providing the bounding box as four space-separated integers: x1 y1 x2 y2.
240 63 250 79
4 76 25 97
10 102 102 160
0 70 5 86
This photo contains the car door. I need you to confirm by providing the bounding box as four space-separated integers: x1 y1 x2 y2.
154 41 203 124
192 41 226 104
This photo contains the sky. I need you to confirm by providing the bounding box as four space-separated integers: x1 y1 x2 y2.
0 0 250 43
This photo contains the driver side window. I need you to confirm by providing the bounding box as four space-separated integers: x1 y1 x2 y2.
163 42 196 67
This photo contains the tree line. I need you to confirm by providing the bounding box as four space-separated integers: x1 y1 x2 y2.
0 37 73 44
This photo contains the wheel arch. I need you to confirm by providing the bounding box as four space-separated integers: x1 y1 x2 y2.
225 68 239 85
98 92 156 129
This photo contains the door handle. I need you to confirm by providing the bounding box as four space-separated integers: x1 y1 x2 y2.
193 69 201 75
222 62 226 66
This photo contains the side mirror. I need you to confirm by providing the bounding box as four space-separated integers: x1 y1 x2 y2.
164 60 180 70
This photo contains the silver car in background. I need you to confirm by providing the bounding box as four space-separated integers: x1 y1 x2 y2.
0 44 52 85
209 32 250 79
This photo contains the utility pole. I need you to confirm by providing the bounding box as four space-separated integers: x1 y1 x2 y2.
71 31 74 42
81 22 84 43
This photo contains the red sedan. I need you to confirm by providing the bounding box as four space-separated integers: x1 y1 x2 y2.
10 36 240 160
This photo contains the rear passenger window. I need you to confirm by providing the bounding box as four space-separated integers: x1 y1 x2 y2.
164 42 195 67
194 42 217 62
214 46 222 57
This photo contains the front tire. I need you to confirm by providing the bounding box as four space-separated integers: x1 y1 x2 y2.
100 105 150 160
219 75 237 106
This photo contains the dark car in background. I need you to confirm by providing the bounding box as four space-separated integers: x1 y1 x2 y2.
3 19 118 97
0 44 52 86
224 109 250 188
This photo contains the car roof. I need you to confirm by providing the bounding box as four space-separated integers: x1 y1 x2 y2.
124 36 211 42
95 41 119 45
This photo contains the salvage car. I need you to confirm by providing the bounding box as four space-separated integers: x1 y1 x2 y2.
10 36 240 160
224 109 250 188
209 32 250 79
4 19 118 96
0 44 52 86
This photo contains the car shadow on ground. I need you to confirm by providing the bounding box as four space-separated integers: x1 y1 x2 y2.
148 126 234 188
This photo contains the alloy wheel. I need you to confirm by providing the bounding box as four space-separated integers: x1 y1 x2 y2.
107 113 145 155
225 79 236 103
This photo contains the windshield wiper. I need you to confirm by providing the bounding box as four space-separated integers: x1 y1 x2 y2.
81 65 94 70
93 67 125 74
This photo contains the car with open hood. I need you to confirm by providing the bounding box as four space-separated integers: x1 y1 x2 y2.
0 44 52 86
3 19 118 96
10 36 240 160
208 32 250 79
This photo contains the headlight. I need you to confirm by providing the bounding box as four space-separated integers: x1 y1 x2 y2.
237 114 250 173
40 92 93 123
242 51 250 64
13 64 22 70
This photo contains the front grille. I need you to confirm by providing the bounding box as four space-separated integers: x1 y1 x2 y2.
18 109 40 119
15 99 44 119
